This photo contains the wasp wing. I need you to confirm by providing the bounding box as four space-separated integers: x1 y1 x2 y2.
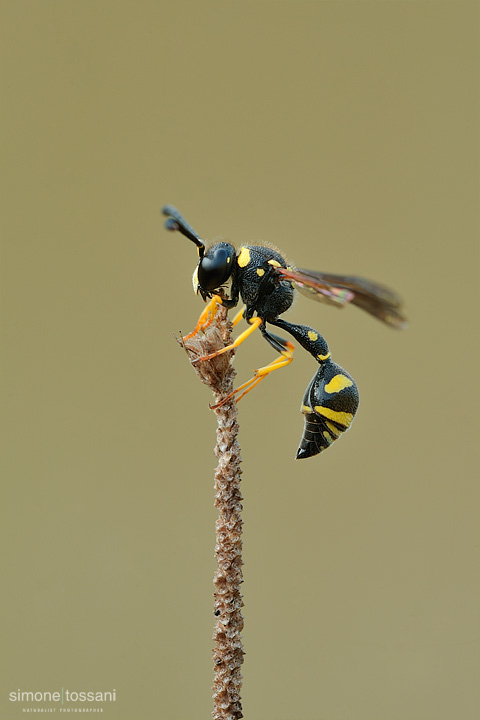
276 267 408 330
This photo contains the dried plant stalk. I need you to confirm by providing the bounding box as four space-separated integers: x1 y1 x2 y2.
178 302 244 720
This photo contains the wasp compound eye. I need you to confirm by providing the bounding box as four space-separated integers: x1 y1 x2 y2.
198 243 236 292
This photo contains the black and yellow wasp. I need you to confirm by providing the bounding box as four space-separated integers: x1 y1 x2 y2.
163 205 407 459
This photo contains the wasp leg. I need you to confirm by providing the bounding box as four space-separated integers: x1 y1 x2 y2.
210 340 294 408
183 295 223 340
192 315 263 364
231 305 246 327
233 327 295 400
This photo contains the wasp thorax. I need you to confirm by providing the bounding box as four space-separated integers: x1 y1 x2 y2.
197 242 236 292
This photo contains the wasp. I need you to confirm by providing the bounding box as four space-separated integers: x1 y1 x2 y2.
163 205 407 459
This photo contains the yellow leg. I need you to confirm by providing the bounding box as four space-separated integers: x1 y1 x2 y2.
231 305 246 327
183 295 222 340
210 341 295 409
192 316 263 364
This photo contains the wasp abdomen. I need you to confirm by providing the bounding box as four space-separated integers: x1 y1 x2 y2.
296 361 359 459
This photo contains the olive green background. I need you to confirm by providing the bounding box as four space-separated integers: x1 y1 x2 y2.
1 2 478 719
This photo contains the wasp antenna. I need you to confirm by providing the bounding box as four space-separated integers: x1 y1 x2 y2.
162 205 205 256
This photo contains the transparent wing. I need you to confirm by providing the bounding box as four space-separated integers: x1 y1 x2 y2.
276 267 408 330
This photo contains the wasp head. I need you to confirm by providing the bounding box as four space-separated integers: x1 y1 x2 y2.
163 206 236 300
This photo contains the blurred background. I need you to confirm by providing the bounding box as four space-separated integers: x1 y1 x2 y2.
1 2 478 719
